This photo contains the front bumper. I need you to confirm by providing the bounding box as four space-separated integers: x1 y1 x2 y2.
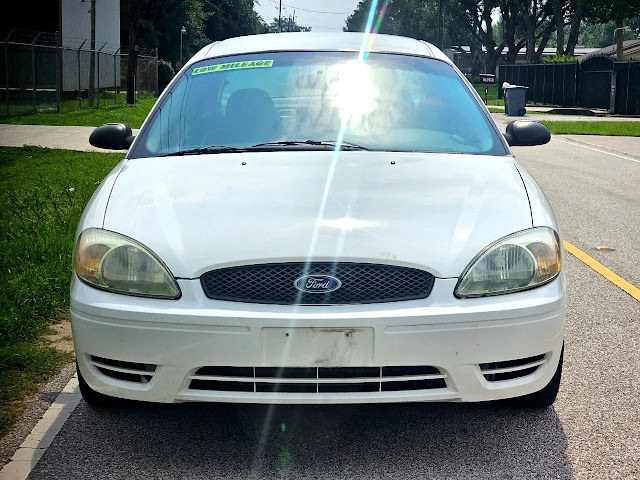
71 275 565 404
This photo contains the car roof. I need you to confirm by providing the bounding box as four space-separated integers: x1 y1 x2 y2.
188 32 451 65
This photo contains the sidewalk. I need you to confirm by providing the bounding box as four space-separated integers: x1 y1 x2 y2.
0 124 139 152
491 112 640 123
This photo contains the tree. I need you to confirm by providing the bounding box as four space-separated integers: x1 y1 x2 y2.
266 16 311 32
584 0 640 60
203 0 268 41
578 18 638 47
513 0 555 63
121 0 211 65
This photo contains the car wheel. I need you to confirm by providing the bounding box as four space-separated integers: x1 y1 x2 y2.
508 345 563 409
77 362 127 408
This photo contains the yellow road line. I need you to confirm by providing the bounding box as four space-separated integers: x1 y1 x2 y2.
564 240 640 301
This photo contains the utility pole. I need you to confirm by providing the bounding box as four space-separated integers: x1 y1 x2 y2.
278 0 282 32
126 0 140 105
180 26 186 67
436 0 443 49
88 0 96 107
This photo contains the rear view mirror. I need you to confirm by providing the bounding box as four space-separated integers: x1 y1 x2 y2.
504 120 550 147
89 123 135 150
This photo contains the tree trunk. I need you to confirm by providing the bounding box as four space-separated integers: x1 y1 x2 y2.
552 0 564 55
533 24 554 63
126 0 140 106
564 1 582 56
501 2 522 64
88 0 96 107
616 17 624 61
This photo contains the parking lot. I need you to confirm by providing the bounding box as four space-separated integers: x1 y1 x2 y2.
1 133 637 479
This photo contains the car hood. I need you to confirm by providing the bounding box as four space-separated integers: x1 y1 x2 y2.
103 151 531 278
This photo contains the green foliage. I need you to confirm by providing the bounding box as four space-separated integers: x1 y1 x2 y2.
205 0 269 39
267 16 311 33
121 0 211 63
584 0 640 25
0 146 123 435
121 0 268 63
0 97 156 128
344 0 439 43
579 19 640 48
542 55 578 63
0 343 72 436
541 121 640 136
0 147 123 347
158 59 176 92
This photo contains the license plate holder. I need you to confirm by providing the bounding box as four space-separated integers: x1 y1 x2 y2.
261 327 374 366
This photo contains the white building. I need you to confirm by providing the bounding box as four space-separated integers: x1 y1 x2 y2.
61 0 121 91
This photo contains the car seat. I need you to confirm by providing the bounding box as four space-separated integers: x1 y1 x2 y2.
225 88 281 145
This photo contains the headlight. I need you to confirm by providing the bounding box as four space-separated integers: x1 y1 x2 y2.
455 227 561 298
74 228 181 299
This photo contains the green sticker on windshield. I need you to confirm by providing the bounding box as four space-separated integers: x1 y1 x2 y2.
192 59 274 76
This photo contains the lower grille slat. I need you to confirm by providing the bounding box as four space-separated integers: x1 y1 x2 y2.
480 353 547 382
188 365 447 393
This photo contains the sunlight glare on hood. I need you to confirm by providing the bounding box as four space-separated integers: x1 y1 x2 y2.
318 216 377 232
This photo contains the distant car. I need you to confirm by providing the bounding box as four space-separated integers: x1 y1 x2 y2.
75 32 563 409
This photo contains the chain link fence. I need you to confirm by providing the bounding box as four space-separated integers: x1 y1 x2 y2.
1 29 158 116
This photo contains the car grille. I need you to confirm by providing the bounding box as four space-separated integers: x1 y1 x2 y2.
188 365 447 393
200 262 435 305
479 354 547 382
89 355 157 384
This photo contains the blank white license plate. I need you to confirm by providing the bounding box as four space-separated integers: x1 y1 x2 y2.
261 327 374 366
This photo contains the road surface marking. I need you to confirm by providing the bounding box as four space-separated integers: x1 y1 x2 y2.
0 375 81 480
493 118 640 165
553 137 640 164
564 240 640 302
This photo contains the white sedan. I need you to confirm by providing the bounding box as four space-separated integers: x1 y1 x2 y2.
75 32 564 408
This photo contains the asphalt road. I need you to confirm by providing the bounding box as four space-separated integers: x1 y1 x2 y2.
26 134 640 479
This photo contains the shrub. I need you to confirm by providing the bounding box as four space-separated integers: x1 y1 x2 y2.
158 59 176 93
542 55 578 64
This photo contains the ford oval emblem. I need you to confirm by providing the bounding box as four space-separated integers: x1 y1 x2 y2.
294 274 342 294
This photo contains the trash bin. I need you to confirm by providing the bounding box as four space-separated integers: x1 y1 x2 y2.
503 84 528 116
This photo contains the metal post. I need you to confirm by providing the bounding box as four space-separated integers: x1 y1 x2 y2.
31 33 41 112
77 39 86 109
96 43 106 108
610 68 617 114
625 61 630 114
180 26 186 67
114 47 120 104
155 47 159 97
4 29 13 115
56 34 61 113
562 64 567 107
551 64 555 106
4 41 8 115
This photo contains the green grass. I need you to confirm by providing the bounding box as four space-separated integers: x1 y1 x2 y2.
0 94 156 129
541 121 640 136
0 146 123 436
473 84 504 106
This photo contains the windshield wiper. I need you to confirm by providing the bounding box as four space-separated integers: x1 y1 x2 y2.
250 140 371 151
162 144 248 156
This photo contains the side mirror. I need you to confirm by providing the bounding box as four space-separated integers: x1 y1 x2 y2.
89 123 135 150
504 120 550 147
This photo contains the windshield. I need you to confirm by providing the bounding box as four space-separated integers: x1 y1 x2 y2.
130 51 507 158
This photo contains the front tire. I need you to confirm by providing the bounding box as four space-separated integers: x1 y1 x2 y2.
508 346 563 408
77 362 127 408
